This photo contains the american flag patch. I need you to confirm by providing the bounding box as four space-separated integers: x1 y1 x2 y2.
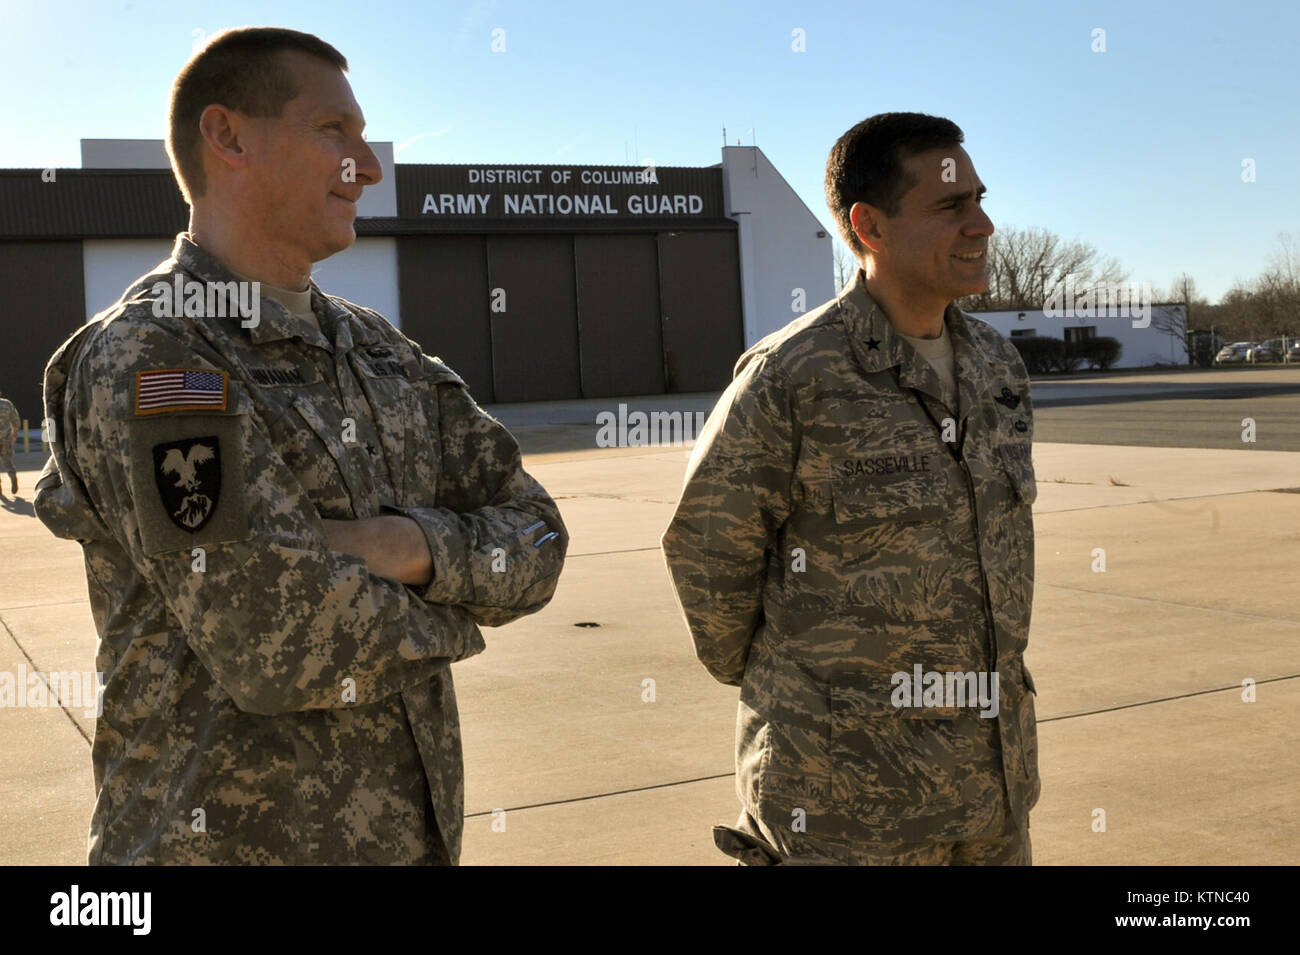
135 369 229 416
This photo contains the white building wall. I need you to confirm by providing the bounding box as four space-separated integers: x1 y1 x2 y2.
84 239 176 319
81 139 171 168
721 146 834 346
84 238 403 328
311 238 402 327
79 139 403 327
970 305 1189 368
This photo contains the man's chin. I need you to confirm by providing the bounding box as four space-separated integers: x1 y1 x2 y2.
317 228 357 261
949 275 990 299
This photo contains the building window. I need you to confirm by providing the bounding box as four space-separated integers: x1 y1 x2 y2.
1064 326 1097 343
1010 329 1036 338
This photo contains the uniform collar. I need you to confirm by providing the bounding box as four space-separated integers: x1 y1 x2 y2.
169 233 378 353
838 268 992 424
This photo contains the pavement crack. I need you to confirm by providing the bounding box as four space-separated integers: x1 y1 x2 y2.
463 675 1300 819
465 772 734 818
567 546 662 559
1039 673 1299 723
0 613 93 746
1039 582 1300 623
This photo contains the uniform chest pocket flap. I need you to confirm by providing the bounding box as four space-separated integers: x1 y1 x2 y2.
292 396 374 514
830 460 950 526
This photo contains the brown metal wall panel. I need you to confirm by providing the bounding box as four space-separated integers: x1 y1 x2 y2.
0 170 187 239
486 235 581 403
397 236 494 402
657 230 745 393
0 241 85 429
574 234 664 398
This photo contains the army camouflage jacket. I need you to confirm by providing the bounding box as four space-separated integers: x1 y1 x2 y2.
0 397 19 443
662 271 1039 862
34 234 567 864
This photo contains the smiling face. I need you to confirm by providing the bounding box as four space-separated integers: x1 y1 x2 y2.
237 50 382 266
851 145 994 307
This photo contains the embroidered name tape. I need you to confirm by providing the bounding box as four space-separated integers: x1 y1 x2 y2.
135 369 229 416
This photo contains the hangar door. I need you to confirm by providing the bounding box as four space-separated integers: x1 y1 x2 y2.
398 227 743 402
0 240 85 426
574 234 664 398
487 235 582 403
397 236 494 402
657 230 744 393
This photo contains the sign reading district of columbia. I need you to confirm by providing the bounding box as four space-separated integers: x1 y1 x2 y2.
412 164 718 219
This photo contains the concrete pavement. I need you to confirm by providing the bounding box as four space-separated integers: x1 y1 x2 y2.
1 385 1297 865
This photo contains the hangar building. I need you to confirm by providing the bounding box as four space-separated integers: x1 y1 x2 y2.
0 140 834 422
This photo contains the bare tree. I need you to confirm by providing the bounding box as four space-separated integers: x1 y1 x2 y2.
1152 273 1209 351
957 225 1127 311
1166 272 1208 309
1196 234 1300 344
832 241 857 293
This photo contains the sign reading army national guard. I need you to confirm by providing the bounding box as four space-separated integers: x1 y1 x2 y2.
663 113 1040 865
34 27 567 865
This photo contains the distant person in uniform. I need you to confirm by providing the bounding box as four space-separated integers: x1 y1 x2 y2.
0 391 19 495
663 113 1039 865
34 27 568 864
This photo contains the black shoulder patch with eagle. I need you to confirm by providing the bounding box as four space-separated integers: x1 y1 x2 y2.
153 436 221 532
125 405 252 557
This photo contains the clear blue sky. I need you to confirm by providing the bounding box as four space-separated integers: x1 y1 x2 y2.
5 0 1296 303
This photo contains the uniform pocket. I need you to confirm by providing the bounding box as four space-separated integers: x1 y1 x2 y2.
830 477 957 620
292 396 373 516
828 681 966 820
1019 661 1039 783
997 441 1037 628
830 462 950 526
1017 674 1040 798
350 351 418 504
124 390 255 556
998 441 1037 505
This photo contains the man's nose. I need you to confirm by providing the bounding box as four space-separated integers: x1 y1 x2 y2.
966 204 994 237
351 138 383 186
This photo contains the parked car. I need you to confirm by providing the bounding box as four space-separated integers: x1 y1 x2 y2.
1264 338 1299 363
1248 341 1282 363
1215 342 1252 364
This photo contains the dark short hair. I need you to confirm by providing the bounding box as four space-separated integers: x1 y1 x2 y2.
825 112 965 256
167 27 348 204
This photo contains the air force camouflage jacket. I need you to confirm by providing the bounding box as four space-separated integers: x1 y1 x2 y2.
34 234 567 864
662 271 1039 862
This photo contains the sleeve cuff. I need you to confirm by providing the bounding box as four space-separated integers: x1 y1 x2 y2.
381 504 474 605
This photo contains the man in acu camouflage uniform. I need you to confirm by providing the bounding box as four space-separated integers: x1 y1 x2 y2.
34 27 567 864
662 113 1039 865
0 391 19 496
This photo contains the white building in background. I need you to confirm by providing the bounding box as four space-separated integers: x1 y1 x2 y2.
78 139 402 327
970 304 1189 368
722 146 836 345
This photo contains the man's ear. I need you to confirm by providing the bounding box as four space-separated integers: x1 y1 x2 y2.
197 104 252 177
850 201 885 255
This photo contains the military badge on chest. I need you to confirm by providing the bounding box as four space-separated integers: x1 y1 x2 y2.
993 386 1023 409
152 437 222 531
992 384 1030 435
360 344 408 378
